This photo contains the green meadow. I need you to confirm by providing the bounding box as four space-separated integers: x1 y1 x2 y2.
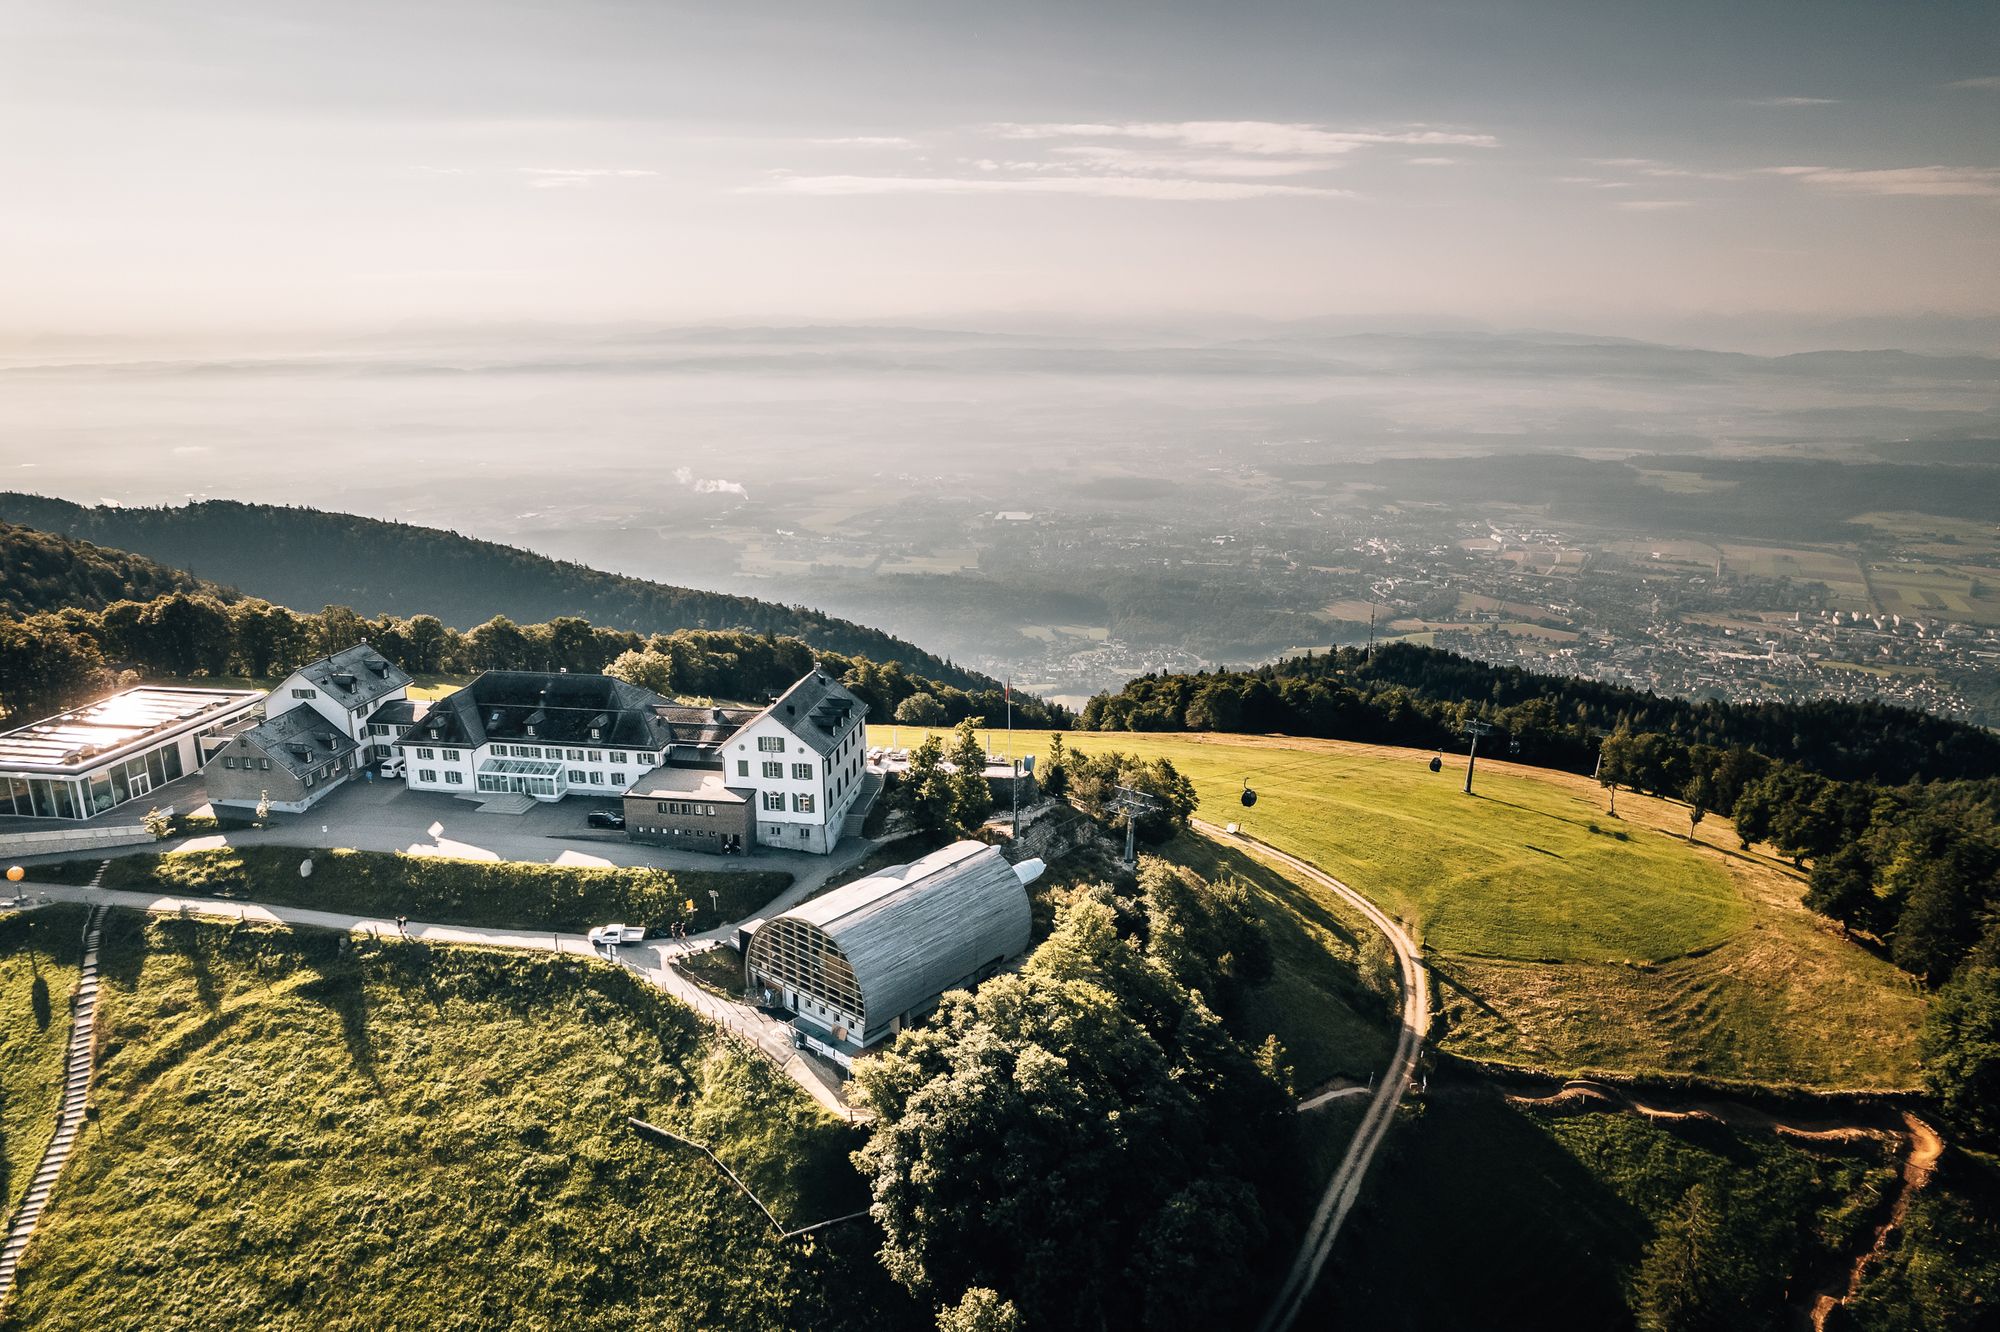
0 912 917 1332
906 727 1925 1087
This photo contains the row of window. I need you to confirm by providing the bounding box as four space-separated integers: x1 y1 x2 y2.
655 800 721 817
490 744 656 765
569 770 628 786
634 824 731 840
301 757 348 789
415 769 465 786
404 744 663 767
221 756 271 771
760 791 814 813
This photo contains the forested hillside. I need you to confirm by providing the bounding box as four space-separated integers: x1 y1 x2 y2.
1085 642 2000 786
0 496 985 688
0 521 221 616
0 588 1069 734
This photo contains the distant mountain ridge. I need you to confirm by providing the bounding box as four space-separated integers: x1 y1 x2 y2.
0 494 993 690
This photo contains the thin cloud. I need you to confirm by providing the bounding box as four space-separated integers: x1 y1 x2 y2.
518 167 658 190
1406 157 1460 166
1946 76 2000 91
1742 96 1840 107
1763 165 2000 197
1049 145 1334 177
1613 199 1695 211
748 172 1355 201
990 120 1497 156
807 136 917 147
1587 157 1740 181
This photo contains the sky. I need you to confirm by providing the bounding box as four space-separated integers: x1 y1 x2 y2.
1 0 1996 340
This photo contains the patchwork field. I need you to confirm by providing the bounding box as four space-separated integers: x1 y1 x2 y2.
0 904 89 1217
915 728 1926 1087
0 913 916 1332
1866 559 2000 626
1720 543 1872 607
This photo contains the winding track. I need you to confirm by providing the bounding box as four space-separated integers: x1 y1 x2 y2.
1192 820 1430 1332
17 822 1428 1324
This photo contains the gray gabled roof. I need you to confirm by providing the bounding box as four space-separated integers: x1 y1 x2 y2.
755 670 867 757
778 840 1029 1029
398 671 674 751
293 644 412 712
224 707 359 778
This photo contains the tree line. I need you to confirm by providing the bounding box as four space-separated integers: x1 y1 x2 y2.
854 864 1291 1332
0 494 992 689
1083 642 2000 1151
1081 641 2000 787
0 590 1070 732
0 520 215 618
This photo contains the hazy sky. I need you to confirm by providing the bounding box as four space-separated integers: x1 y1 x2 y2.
2 0 1997 336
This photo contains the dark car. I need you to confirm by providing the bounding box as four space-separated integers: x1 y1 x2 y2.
586 810 625 830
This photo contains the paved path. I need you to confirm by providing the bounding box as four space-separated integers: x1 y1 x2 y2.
15 878 866 1120
6 780 863 879
0 906 104 1304
1192 820 1431 1332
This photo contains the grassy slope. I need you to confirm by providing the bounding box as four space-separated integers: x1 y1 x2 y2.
1307 1092 1895 1330
0 913 920 1332
907 728 1925 1087
0 905 88 1218
1162 832 1396 1089
45 846 792 935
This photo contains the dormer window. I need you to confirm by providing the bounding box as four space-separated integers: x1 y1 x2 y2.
590 727 600 740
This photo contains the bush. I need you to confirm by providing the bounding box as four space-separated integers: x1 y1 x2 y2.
85 846 787 933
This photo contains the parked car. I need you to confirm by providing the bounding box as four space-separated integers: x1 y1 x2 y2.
588 923 646 947
379 756 405 778
586 809 625 830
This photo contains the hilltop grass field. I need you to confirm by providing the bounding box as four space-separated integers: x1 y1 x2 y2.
898 727 1926 1088
0 904 89 1218
0 912 918 1332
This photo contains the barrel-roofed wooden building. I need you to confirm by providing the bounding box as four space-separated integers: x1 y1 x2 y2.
744 840 1035 1068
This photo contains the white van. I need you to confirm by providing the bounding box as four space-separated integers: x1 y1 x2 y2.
379 756 406 779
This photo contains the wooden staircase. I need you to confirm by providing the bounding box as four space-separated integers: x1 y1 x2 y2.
0 904 106 1305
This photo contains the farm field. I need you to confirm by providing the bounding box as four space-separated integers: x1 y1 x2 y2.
0 904 89 1217
1720 543 1872 608
911 728 1926 1087
0 913 917 1332
1865 559 2000 626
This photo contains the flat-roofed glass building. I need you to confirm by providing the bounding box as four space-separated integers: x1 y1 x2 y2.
0 686 263 820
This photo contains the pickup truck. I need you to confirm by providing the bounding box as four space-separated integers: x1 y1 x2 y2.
588 923 647 948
